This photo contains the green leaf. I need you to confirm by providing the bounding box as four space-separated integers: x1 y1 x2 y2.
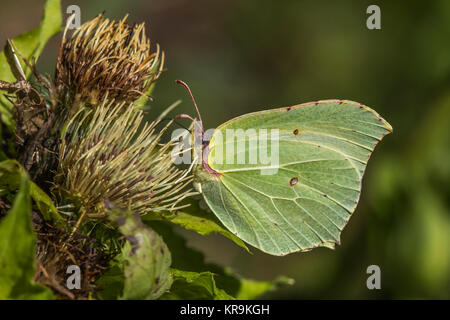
0 174 54 299
0 159 21 192
95 263 124 300
0 159 61 221
99 209 173 300
145 221 216 272
29 182 61 222
162 269 233 300
147 198 249 252
0 0 61 129
146 221 292 299
234 276 293 300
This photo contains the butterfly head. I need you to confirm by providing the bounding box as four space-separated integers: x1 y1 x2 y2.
176 80 221 177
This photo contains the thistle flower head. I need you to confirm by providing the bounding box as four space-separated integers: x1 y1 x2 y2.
55 100 192 218
55 14 164 105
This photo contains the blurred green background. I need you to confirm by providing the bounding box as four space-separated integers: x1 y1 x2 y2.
1 0 449 299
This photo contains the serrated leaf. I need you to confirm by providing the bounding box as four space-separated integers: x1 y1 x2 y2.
234 276 293 299
0 174 54 299
145 221 215 272
0 159 61 221
103 210 173 300
0 0 61 129
146 221 291 299
147 198 249 252
162 269 234 300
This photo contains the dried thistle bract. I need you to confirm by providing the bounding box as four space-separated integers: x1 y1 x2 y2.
55 14 164 106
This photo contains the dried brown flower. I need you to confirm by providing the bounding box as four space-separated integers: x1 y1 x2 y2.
55 14 164 106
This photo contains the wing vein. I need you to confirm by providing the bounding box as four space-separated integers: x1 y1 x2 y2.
221 178 281 254
218 182 238 233
293 130 374 152
306 123 383 140
294 188 342 230
279 139 367 168
291 187 342 234
270 198 315 250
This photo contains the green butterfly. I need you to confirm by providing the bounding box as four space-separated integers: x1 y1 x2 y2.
176 81 392 256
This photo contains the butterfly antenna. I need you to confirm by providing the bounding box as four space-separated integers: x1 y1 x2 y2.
176 80 203 125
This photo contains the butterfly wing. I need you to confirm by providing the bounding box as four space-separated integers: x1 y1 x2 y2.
195 100 392 255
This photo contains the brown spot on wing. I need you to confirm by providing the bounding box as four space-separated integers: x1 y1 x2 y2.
289 177 298 186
